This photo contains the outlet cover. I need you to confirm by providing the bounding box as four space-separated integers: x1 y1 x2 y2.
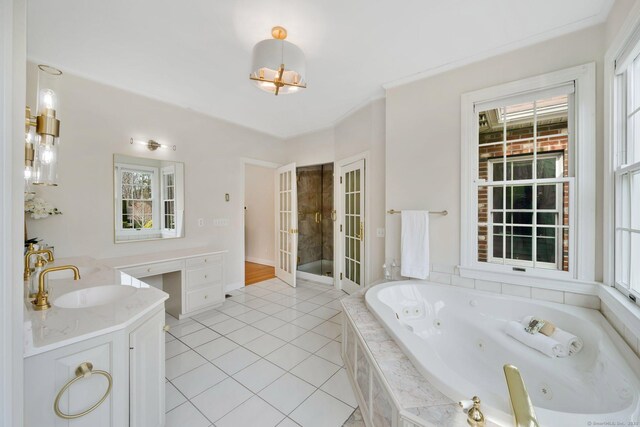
197 218 204 227
376 228 385 238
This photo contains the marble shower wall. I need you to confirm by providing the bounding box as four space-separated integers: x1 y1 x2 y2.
297 163 334 267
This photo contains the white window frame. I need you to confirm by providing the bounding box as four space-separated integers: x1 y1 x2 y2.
607 17 640 302
161 164 177 237
114 163 160 239
486 152 564 270
460 63 596 288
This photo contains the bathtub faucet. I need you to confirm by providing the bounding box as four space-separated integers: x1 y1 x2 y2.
458 396 485 426
503 364 539 427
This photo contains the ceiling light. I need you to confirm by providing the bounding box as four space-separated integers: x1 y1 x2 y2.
249 26 306 96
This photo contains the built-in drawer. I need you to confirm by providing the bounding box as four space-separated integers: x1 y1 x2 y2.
185 265 223 290
186 253 223 269
185 284 224 313
121 260 185 278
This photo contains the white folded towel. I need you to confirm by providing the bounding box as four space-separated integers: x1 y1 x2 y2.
520 316 583 357
505 321 563 358
400 210 430 280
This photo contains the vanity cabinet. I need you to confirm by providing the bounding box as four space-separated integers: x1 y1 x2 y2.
118 250 226 319
24 306 165 427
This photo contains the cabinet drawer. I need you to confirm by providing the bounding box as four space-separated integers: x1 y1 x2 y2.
185 284 224 312
185 265 222 290
121 260 185 278
186 254 223 269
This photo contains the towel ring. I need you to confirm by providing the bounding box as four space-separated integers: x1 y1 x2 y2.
54 362 113 420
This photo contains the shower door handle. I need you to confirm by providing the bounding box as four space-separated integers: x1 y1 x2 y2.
315 212 320 223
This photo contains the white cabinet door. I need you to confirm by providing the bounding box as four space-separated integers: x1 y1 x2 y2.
25 339 121 427
129 309 165 427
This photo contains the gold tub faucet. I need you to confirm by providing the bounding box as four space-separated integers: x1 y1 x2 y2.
503 364 539 427
32 265 80 311
459 395 485 426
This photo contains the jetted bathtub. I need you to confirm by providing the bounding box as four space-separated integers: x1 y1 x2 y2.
365 281 640 426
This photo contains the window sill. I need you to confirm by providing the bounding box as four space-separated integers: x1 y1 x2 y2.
458 265 600 295
599 285 640 340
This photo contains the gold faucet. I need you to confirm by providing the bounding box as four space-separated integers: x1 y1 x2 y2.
32 265 80 311
24 246 54 281
503 364 539 427
460 395 485 426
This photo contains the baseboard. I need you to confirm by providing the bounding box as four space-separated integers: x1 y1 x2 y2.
245 257 275 267
296 270 334 285
224 282 244 293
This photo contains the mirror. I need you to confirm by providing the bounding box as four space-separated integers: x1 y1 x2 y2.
113 154 185 243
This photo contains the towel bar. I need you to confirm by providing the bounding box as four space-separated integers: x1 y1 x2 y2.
387 209 448 216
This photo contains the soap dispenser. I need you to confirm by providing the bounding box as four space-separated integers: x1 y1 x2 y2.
29 255 47 299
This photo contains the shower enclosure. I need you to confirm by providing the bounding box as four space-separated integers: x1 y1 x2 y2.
296 163 334 279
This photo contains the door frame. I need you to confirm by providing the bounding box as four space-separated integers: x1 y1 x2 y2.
336 151 370 292
240 158 280 288
1 0 26 425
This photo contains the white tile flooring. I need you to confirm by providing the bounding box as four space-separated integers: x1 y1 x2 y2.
164 278 358 427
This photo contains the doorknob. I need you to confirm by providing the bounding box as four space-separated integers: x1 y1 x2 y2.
356 221 364 241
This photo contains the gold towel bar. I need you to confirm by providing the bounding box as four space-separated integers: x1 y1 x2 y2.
54 362 113 420
387 209 448 216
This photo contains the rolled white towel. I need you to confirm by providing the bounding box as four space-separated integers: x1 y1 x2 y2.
505 321 563 358
520 316 583 357
550 328 583 356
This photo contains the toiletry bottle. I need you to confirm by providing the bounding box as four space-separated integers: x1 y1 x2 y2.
29 255 47 299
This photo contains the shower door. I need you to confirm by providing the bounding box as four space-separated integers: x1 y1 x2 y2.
275 163 298 287
341 159 365 294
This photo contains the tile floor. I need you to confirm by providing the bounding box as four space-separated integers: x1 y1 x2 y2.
164 278 358 427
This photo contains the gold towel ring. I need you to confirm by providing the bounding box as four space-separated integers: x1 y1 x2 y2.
54 362 113 419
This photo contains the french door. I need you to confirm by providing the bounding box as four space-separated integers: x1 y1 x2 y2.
340 159 365 294
275 163 298 287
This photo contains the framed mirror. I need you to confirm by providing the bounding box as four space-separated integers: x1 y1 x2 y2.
113 154 185 243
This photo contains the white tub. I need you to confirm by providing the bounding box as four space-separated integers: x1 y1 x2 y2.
365 281 640 426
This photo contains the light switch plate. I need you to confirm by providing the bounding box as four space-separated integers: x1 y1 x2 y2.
213 218 229 227
376 228 385 238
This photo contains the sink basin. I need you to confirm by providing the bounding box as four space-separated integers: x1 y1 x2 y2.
46 266 101 280
53 285 136 309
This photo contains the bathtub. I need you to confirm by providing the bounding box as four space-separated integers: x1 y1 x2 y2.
365 281 640 426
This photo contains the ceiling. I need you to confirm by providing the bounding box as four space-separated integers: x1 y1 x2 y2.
27 0 613 139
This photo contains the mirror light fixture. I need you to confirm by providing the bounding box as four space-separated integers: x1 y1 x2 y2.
249 26 307 96
130 138 176 151
25 65 63 189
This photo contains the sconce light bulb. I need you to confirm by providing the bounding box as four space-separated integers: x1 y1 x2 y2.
39 89 57 111
41 146 54 164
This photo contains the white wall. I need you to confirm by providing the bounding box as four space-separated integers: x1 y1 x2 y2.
25 64 287 289
244 164 275 266
2 0 26 425
385 25 606 280
284 98 387 285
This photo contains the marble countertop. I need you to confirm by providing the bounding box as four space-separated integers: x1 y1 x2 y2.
23 256 168 358
341 289 499 427
101 247 227 269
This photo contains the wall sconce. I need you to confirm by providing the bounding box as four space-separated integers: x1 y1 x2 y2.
25 65 63 188
130 138 176 151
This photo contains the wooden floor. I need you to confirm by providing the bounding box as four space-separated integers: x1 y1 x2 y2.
245 261 276 285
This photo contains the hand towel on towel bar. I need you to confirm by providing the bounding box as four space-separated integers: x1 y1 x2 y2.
400 210 430 280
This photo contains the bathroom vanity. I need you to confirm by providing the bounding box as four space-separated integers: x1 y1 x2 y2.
23 258 168 427
103 247 227 319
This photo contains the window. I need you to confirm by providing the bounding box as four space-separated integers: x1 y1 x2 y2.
461 64 596 284
162 166 176 231
115 164 160 240
613 50 640 296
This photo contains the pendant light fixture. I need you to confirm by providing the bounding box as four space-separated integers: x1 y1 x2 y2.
249 26 307 96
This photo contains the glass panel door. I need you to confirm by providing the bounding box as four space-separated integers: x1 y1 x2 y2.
341 159 365 294
275 163 298 287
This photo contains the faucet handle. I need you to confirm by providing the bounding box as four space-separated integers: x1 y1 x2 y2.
459 396 485 427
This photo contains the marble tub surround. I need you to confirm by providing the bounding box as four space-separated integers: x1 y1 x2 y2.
340 290 499 427
23 256 168 357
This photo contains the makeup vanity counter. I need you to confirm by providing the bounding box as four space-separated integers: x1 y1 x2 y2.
23 256 168 427
102 247 228 319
